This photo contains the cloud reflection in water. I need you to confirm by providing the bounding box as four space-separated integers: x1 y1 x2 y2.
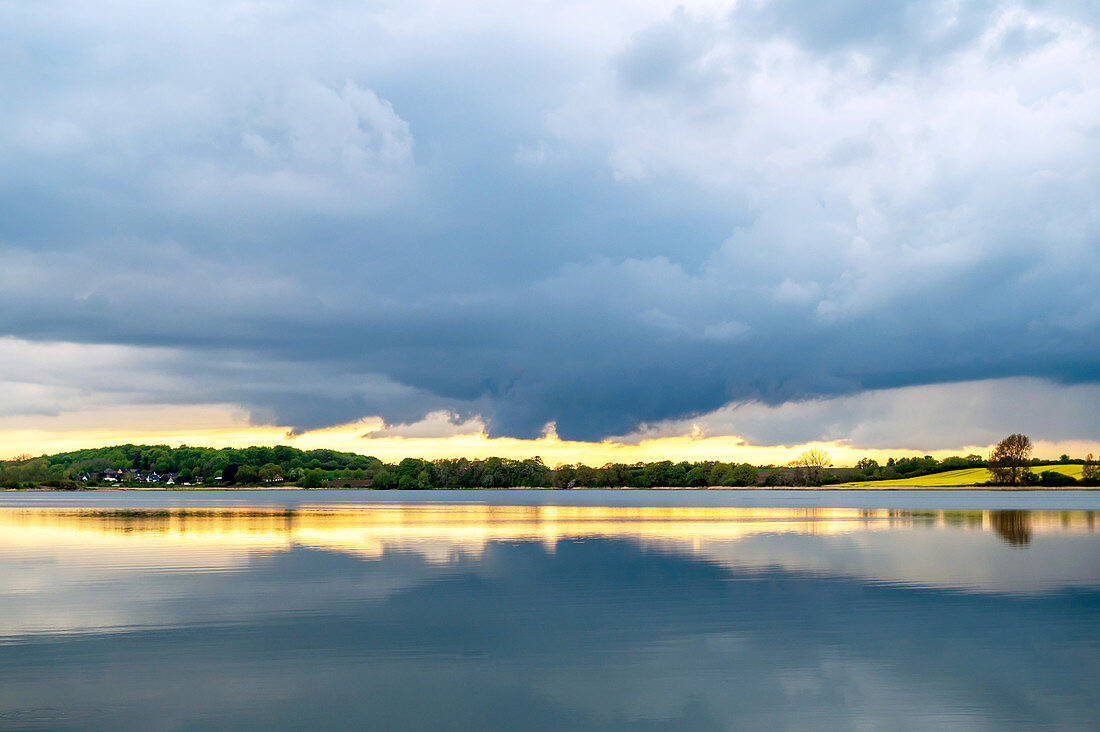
0 505 1097 729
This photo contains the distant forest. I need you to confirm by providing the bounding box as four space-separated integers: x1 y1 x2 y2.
1 441 1098 489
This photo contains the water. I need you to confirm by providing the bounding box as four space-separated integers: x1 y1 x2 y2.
1 491 1098 730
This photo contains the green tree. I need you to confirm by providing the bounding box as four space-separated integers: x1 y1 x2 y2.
1083 454 1099 485
727 463 759 486
300 468 326 489
396 457 426 481
554 464 577 489
258 463 283 482
372 471 397 490
856 457 879 475
640 461 672 487
988 434 1032 485
235 465 259 484
601 463 631 487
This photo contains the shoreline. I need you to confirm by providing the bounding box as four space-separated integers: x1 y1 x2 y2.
4 485 1098 492
4 487 1100 511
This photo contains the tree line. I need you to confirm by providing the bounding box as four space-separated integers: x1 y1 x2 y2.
0 444 771 489
1 437 1097 489
0 443 784 489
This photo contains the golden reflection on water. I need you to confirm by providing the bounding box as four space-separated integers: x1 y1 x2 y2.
0 506 1098 633
0 505 1094 559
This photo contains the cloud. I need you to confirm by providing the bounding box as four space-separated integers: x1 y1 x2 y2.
0 336 466 437
166 78 415 214
615 8 722 92
0 1 1097 446
733 0 1003 68
619 378 1100 451
363 411 488 439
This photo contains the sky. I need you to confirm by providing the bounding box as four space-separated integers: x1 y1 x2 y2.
1 0 1098 464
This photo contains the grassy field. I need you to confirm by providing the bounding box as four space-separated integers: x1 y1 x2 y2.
829 464 1085 487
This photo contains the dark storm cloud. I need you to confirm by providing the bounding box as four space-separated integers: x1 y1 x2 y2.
0 1 1098 442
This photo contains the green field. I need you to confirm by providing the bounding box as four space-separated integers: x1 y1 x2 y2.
829 464 1085 487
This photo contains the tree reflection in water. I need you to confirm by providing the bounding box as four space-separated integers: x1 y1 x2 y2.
992 510 1032 546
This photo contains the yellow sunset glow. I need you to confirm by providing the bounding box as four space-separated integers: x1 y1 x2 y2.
2 403 1096 466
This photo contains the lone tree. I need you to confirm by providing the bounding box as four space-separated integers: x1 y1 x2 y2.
988 434 1032 485
789 448 832 486
1083 454 1099 485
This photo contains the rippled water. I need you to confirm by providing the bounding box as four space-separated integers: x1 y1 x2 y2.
1 491 1098 729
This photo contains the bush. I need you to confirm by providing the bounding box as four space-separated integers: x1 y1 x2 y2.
41 479 81 490
1038 470 1077 486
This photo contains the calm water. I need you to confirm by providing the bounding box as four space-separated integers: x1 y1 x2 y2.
1 491 1098 730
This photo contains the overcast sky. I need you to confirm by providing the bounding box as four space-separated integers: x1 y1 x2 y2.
1 0 1098 457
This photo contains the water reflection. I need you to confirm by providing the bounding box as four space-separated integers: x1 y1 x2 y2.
2 504 1095 542
0 505 1097 730
991 510 1031 546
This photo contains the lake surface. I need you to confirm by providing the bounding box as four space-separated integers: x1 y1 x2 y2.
1 490 1098 730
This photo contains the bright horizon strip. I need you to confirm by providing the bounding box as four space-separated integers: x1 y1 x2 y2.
2 404 1097 467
